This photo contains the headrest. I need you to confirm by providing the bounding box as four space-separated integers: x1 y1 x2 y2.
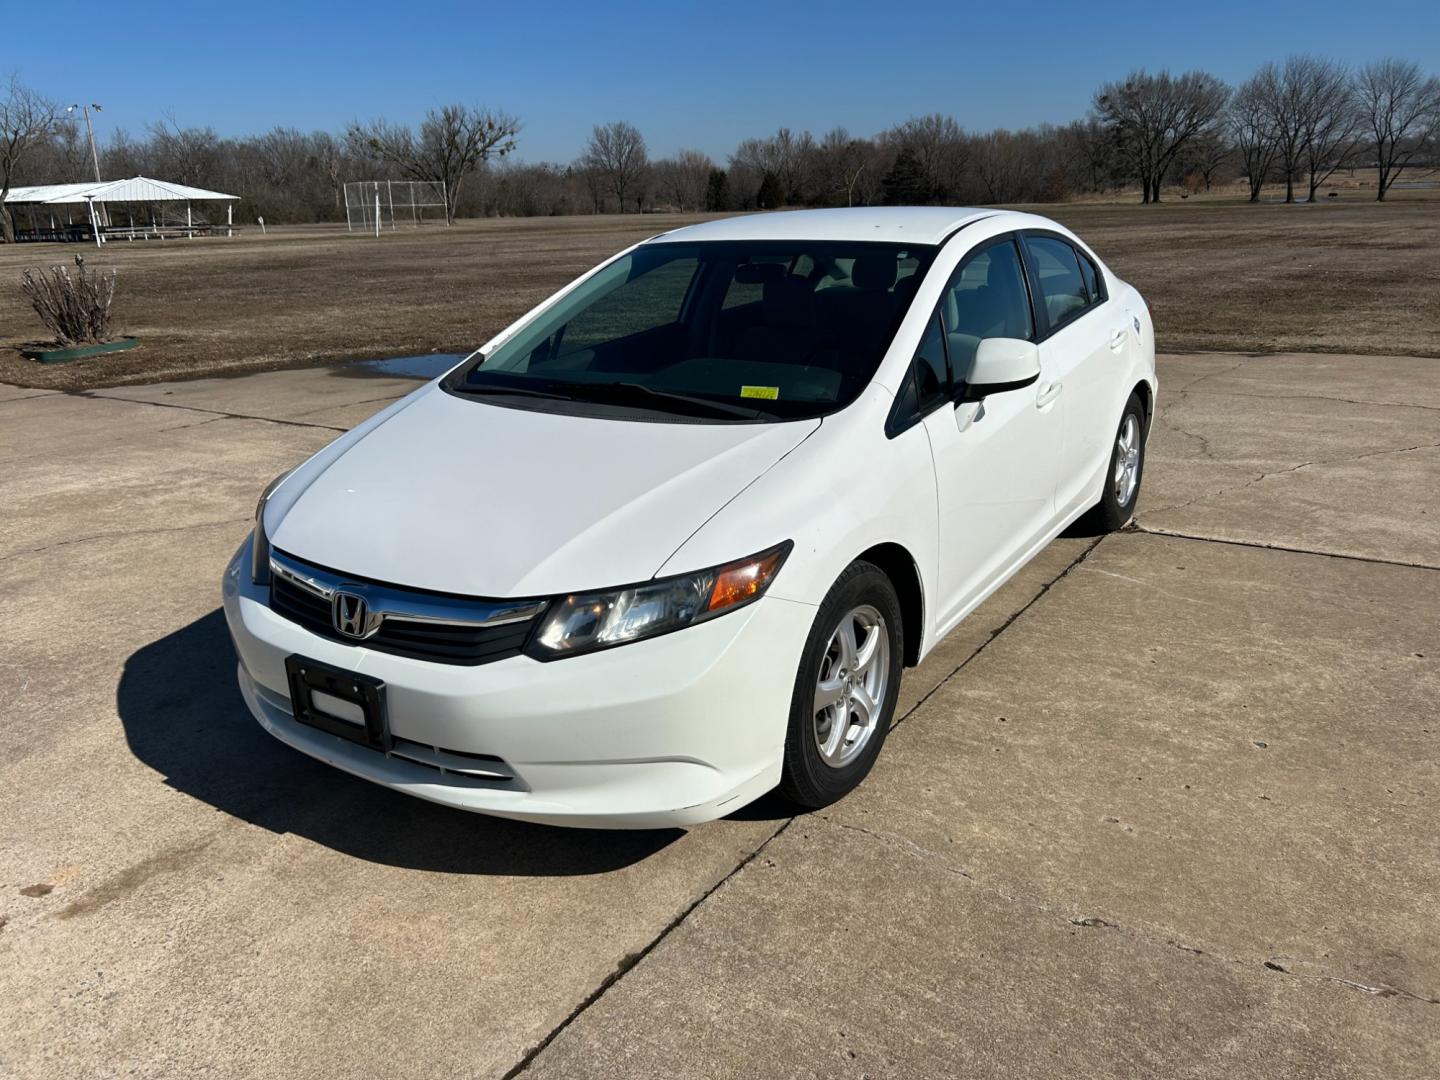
761 275 814 327
985 255 1013 289
850 254 897 292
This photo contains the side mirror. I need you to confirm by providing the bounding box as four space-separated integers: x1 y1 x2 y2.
960 338 1040 402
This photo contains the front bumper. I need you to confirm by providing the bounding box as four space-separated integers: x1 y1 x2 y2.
222 540 814 828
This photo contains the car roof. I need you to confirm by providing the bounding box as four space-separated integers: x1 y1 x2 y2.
646 206 1017 248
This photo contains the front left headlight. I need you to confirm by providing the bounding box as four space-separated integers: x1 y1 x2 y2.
526 542 792 660
250 470 293 586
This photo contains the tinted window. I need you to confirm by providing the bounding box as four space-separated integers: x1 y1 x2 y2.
1024 236 1088 328
1076 249 1102 303
913 314 949 413
941 239 1033 381
559 257 698 357
453 240 938 422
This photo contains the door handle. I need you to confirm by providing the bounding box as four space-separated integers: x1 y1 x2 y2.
1036 381 1063 409
1110 327 1127 351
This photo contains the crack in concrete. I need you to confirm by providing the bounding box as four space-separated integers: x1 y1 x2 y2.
500 818 795 1079
1139 440 1440 518
1183 389 1440 414
1262 957 1440 1005
1157 415 1221 463
1129 524 1440 572
0 517 251 563
1162 356 1252 395
0 390 66 406
72 390 349 432
287 392 408 419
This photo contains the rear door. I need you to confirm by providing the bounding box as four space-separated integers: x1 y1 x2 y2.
1020 232 1127 517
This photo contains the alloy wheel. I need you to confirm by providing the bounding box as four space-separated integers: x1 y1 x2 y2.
1114 413 1141 506
812 604 890 768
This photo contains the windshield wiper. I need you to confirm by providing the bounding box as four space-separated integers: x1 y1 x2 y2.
568 381 769 421
449 381 577 402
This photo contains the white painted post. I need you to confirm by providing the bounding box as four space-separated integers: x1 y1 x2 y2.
87 197 102 248
387 180 396 231
227 204 233 237
186 201 193 238
374 190 381 238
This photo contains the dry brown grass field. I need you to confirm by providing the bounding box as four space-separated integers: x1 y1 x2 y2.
1 189 1436 390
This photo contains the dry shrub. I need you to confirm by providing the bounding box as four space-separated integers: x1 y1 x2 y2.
20 263 119 346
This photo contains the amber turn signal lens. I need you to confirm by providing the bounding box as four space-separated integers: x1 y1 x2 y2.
707 548 787 613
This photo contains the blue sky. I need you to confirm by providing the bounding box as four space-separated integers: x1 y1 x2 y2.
9 1 1437 163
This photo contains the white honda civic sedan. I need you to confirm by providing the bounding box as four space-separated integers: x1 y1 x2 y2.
223 207 1156 829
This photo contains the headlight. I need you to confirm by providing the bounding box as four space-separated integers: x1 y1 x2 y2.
250 470 292 586
526 542 792 660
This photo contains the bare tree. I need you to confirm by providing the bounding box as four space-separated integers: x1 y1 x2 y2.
147 117 224 187
653 148 713 210
348 104 519 223
1229 75 1281 201
729 128 820 206
1254 56 1359 203
1300 60 1362 201
0 76 61 242
971 130 1029 203
1057 118 1121 195
1172 130 1231 191
1094 70 1230 203
817 128 873 206
1355 58 1440 201
582 121 648 213
882 114 968 201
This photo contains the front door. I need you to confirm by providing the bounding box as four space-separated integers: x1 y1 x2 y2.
923 236 1063 631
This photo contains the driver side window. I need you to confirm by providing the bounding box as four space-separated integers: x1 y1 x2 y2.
940 238 1034 386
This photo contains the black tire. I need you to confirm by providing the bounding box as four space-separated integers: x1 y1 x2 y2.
1085 391 1147 533
779 561 904 809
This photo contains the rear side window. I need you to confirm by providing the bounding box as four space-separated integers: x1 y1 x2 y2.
1076 249 1103 304
1024 236 1088 330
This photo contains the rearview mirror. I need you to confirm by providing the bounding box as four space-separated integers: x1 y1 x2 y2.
960 338 1040 402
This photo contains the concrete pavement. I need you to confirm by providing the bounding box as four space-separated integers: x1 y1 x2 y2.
1 353 1435 1078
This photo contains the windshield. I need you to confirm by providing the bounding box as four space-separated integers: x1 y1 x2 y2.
443 240 937 422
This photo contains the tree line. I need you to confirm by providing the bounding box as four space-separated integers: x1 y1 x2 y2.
2 55 1437 239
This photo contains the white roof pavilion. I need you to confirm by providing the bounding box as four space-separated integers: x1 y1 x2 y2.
4 176 238 205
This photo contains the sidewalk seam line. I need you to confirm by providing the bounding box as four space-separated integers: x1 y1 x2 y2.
71 390 349 432
1130 524 1440 571
501 818 795 1078
502 536 1106 1075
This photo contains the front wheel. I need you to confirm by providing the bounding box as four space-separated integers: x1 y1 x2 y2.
1086 391 1147 532
779 561 903 809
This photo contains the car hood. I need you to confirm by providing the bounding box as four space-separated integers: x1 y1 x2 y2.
270 386 819 597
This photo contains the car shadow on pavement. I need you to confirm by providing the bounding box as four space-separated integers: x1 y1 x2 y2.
116 609 680 875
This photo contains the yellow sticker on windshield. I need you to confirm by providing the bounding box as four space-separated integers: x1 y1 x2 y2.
741 385 780 400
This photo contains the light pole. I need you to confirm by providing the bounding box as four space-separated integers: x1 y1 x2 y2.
66 103 103 183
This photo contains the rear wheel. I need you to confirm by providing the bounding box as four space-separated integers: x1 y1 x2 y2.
1085 391 1147 532
780 562 903 809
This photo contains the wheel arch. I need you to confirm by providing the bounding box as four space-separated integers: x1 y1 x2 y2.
1131 379 1154 434
855 542 924 668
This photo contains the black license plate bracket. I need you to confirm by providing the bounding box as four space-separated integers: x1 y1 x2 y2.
284 654 390 751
